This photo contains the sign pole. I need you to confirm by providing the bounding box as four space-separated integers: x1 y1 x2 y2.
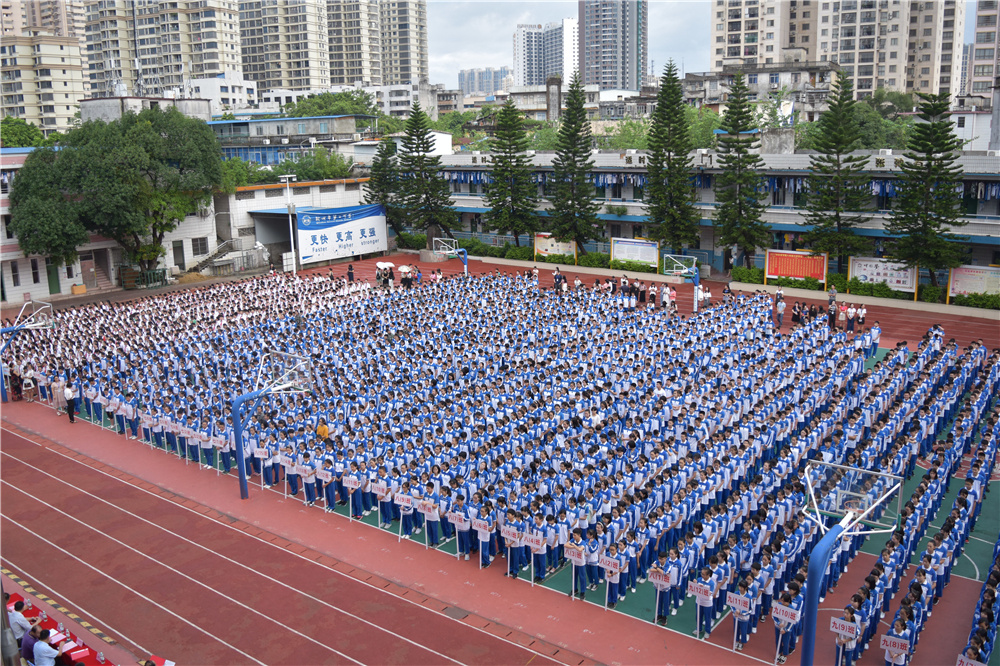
695 603 701 636
571 563 577 600
655 587 661 623
733 611 739 652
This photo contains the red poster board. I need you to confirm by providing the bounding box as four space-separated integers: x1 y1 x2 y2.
765 249 828 282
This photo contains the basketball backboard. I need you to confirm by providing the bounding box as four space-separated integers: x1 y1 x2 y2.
254 350 314 394
662 254 697 277
432 237 460 257
13 301 54 330
802 460 903 537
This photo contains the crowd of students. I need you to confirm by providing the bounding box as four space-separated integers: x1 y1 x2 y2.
2 267 997 665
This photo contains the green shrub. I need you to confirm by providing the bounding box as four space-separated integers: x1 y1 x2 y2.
826 273 848 293
505 245 534 261
952 292 1000 310
610 259 657 274
605 204 629 217
396 232 426 249
919 284 943 304
487 244 506 258
870 282 895 299
847 277 872 296
771 276 823 290
731 266 765 284
578 252 611 268
544 253 576 265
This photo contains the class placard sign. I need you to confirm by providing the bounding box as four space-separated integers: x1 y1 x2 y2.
342 476 362 489
687 580 714 604
500 525 521 541
472 518 491 532
880 634 910 654
599 555 621 573
371 481 388 496
647 569 673 586
253 447 269 459
956 654 987 666
524 533 546 549
765 249 828 281
566 547 586 567
830 616 858 638
726 591 752 613
316 470 332 483
771 603 802 624
394 494 413 508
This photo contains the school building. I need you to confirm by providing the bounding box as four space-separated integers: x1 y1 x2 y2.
1 146 220 304
439 148 1000 271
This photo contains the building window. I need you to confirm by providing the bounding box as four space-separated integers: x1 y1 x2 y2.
30 258 40 284
275 125 285 135
319 122 328 133
66 264 74 279
297 123 306 134
769 73 779 84
975 49 995 61
956 116 966 127
10 261 20 287
192 237 209 256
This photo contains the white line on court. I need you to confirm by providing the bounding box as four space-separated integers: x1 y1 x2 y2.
0 521 268 666
0 492 370 666
0 558 153 657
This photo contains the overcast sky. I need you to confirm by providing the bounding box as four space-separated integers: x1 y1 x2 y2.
426 0 712 89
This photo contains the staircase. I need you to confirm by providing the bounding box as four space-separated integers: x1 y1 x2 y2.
192 239 243 273
92 264 115 292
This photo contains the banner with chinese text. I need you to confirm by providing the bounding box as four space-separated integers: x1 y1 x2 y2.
948 265 1000 298
765 249 828 282
848 256 918 292
297 204 388 265
611 238 659 268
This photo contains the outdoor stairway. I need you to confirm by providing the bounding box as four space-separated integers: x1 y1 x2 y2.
192 239 242 273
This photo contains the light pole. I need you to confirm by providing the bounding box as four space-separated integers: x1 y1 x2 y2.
278 174 298 277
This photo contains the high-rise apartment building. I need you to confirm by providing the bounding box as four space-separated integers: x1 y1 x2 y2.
1 0 25 36
24 0 87 41
578 0 647 90
239 0 330 92
961 41 972 94
85 0 242 97
514 19 579 88
0 30 87 135
513 24 543 86
968 0 998 96
709 0 816 72
458 66 510 95
380 0 428 85
328 0 381 86
542 17 579 82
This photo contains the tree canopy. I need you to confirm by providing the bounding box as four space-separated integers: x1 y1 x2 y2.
885 92 967 286
645 61 700 252
549 73 602 254
396 102 457 244
1 116 44 148
9 107 222 270
284 90 380 118
363 138 406 235
483 99 539 245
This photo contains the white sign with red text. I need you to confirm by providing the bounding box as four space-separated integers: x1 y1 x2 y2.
830 617 858 639
879 634 910 654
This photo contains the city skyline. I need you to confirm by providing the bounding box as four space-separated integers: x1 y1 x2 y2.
427 0 711 88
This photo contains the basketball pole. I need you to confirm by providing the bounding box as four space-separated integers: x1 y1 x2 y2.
233 388 268 500
800 515 851 666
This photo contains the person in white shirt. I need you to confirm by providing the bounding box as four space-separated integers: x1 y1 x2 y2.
7 600 35 645
32 628 66 666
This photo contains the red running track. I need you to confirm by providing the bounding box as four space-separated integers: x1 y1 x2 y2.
0 430 571 666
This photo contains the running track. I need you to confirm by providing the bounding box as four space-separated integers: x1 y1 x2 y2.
0 430 570 666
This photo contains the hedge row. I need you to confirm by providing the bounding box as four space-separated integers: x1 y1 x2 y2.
730 266 997 308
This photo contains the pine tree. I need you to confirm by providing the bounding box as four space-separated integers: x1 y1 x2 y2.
885 91 967 286
646 60 699 252
483 99 539 246
714 73 770 268
363 138 406 235
396 102 457 246
549 72 601 254
802 76 873 274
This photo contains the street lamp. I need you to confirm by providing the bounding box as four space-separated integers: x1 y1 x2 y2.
278 174 297 277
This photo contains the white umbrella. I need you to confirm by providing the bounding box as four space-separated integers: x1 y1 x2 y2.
376 261 392 269
399 265 412 273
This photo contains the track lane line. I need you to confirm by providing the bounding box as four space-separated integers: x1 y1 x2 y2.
0 431 571 665
0 559 153 657
0 519 268 666
1 485 377 666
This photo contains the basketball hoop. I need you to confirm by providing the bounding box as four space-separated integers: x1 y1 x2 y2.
253 350 314 394
13 301 55 330
432 237 460 257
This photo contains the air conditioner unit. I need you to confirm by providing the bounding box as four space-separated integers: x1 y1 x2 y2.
698 148 709 155
770 83 779 89
626 149 637 155
352 133 361 141
281 138 289 144
261 139 270 144
879 148 892 155
988 150 1000 157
